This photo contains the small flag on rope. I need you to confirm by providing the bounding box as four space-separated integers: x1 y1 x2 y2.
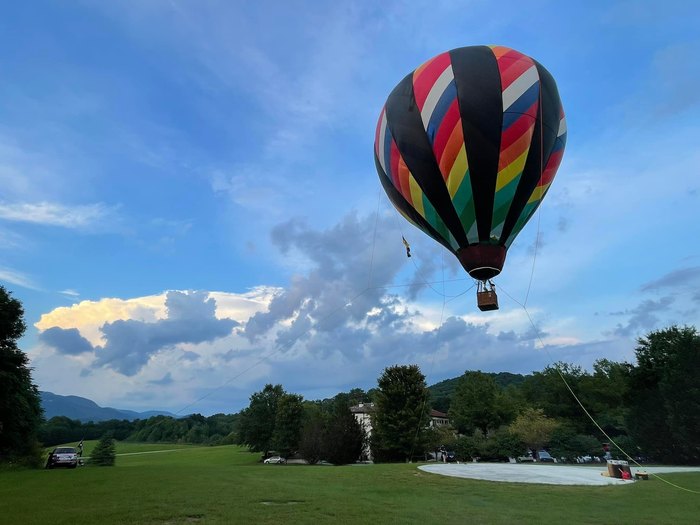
402 236 411 258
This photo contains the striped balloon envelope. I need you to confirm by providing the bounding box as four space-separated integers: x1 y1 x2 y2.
374 45 566 282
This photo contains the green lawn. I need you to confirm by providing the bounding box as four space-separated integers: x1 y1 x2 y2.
3 444 699 524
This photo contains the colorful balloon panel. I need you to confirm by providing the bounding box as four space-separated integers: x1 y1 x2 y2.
374 45 567 280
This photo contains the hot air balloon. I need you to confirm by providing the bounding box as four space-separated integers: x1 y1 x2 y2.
374 45 567 310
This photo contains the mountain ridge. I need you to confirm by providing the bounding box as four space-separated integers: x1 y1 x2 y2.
40 391 176 422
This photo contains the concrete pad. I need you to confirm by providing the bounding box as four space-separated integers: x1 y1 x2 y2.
418 463 700 486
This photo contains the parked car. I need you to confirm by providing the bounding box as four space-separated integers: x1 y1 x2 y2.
445 451 457 463
46 447 79 469
517 453 534 462
263 456 286 464
537 450 555 463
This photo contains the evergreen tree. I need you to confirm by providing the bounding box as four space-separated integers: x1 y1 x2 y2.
91 434 116 466
271 393 304 457
0 286 44 465
298 406 326 465
371 364 429 462
323 398 365 465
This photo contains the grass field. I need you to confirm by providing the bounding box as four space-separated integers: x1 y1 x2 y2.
3 443 700 524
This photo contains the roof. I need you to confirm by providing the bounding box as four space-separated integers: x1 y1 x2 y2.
430 409 448 418
350 403 375 414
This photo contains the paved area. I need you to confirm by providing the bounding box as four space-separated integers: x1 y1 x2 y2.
418 463 700 486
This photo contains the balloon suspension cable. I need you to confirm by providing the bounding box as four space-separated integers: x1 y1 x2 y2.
366 186 383 289
382 194 472 299
497 284 700 495
409 250 448 463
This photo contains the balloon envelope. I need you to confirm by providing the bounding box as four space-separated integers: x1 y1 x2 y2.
374 45 566 280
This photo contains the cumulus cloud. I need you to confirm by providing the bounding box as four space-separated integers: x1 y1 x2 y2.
39 327 94 355
149 373 174 386
609 296 675 338
641 266 700 292
93 291 238 376
243 212 411 344
36 290 241 376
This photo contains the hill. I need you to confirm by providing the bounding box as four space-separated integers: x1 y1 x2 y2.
428 372 528 412
40 391 176 422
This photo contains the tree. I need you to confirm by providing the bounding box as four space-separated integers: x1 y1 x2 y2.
627 326 700 464
323 398 365 465
298 405 326 465
520 363 587 431
509 408 559 458
371 365 430 462
237 384 285 456
91 434 116 466
0 286 44 465
580 359 632 436
449 371 502 435
271 393 304 457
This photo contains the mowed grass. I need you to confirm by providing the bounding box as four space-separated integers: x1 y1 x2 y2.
2 444 700 525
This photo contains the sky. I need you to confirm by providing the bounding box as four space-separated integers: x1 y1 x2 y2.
2 0 699 415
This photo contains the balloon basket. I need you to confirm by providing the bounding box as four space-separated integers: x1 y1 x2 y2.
476 282 499 311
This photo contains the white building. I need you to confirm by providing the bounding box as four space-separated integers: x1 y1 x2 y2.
349 403 451 461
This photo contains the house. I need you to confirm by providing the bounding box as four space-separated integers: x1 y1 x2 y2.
429 409 450 428
349 403 452 461
350 402 375 435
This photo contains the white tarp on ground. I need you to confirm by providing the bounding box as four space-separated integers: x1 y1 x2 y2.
418 463 700 486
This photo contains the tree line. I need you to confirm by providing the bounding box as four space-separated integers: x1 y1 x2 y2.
2 284 699 466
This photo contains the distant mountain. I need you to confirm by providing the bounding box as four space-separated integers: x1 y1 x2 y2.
428 372 529 412
40 391 176 422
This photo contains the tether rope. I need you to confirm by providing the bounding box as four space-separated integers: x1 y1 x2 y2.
498 284 700 495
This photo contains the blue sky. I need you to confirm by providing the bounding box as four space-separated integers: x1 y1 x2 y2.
2 1 699 415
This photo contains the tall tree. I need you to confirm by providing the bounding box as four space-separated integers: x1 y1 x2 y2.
449 371 502 435
580 359 632 436
520 362 589 433
627 326 700 464
323 398 365 465
237 384 284 456
271 393 304 457
298 404 326 465
0 286 43 464
371 364 430 462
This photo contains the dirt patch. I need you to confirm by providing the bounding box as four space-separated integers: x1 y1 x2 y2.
162 514 204 524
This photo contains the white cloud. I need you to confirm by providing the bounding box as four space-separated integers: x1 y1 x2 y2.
0 266 38 290
0 201 119 229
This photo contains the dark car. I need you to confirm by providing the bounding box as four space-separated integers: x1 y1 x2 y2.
445 451 457 463
46 447 79 469
537 450 555 463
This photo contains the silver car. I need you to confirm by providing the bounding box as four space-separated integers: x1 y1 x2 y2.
46 447 79 469
263 456 286 464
